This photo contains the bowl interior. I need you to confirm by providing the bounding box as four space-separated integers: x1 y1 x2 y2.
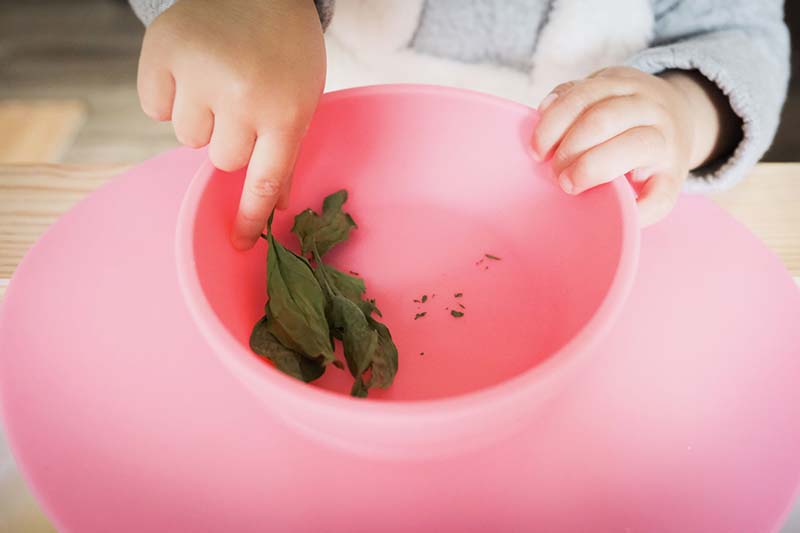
189 87 630 401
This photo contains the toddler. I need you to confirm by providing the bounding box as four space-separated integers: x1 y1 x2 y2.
130 0 789 249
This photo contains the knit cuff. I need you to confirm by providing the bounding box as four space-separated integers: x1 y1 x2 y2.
626 45 759 194
130 0 335 30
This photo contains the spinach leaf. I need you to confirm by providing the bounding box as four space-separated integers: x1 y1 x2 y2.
365 319 398 389
292 189 357 257
265 215 335 366
251 191 399 398
250 317 326 382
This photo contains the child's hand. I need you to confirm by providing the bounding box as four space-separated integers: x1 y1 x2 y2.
137 0 326 249
532 67 736 226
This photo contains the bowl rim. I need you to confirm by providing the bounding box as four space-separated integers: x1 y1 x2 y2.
174 84 640 435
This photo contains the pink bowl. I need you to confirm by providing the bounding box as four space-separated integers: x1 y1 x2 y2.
175 85 639 459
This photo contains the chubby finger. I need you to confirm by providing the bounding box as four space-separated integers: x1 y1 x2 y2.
208 118 256 172
636 173 682 226
532 78 636 160
559 126 666 195
232 133 300 250
550 95 664 175
171 90 214 148
137 60 175 121
277 169 295 210
538 80 578 113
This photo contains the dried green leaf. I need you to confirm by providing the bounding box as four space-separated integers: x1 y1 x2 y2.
250 317 325 382
329 294 379 378
485 254 501 261
292 190 357 257
313 249 392 391
322 264 366 304
365 318 398 389
451 310 464 318
315 262 379 343
265 220 335 365
251 193 398 396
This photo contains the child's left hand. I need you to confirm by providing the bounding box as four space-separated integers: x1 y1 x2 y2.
532 66 724 226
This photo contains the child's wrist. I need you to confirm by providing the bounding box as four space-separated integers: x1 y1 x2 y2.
659 70 740 170
659 71 708 168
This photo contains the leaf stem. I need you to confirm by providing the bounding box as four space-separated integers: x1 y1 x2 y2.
312 245 337 296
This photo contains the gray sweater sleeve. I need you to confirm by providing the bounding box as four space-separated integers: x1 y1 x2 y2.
129 0 335 29
626 0 790 193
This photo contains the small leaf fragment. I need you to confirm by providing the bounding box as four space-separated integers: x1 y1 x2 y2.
414 312 426 320
451 310 464 318
485 254 501 261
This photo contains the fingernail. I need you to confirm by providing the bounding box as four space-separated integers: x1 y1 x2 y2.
558 173 574 194
538 92 558 113
530 147 542 162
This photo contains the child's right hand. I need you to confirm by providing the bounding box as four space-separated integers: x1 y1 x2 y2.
137 0 326 249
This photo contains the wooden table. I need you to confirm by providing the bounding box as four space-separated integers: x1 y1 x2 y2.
1 162 799 300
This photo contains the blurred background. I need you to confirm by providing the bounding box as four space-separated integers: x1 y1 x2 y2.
0 0 798 166
0 1 798 531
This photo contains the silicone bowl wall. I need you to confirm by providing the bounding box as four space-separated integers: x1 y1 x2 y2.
176 85 639 459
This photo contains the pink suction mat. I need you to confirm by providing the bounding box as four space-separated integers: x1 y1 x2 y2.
1 86 800 532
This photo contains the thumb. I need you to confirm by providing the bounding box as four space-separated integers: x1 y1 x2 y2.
636 173 682 227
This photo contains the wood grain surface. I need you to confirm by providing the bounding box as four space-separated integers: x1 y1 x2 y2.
0 163 129 279
0 100 87 163
711 163 800 275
